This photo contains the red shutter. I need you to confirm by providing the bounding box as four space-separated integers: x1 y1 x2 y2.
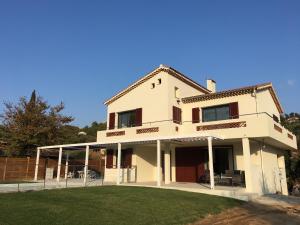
135 108 142 126
121 149 133 168
173 106 182 124
192 107 200 123
173 106 177 123
229 102 239 119
106 149 114 168
109 112 115 129
178 108 182 124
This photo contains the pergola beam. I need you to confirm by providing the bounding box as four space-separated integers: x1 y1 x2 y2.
56 147 63 182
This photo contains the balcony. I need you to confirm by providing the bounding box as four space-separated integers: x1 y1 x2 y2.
97 120 179 143
97 112 297 150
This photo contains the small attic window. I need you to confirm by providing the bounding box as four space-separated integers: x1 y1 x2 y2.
175 87 180 98
157 78 162 85
151 83 155 89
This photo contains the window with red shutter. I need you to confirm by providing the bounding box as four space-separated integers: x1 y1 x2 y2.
192 107 200 123
109 113 115 130
202 102 239 122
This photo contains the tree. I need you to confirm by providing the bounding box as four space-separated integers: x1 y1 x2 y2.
81 121 106 137
0 90 73 156
281 113 300 192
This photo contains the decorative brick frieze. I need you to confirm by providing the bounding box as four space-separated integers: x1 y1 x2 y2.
196 121 246 131
136 127 159 134
106 131 125 137
274 124 283 133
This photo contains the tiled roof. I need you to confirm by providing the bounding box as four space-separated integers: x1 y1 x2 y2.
182 82 284 113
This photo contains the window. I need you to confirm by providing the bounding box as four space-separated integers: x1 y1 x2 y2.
151 83 155 89
273 114 279 123
202 105 230 122
118 110 136 128
157 78 162 85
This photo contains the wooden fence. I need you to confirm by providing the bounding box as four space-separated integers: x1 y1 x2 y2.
0 157 105 181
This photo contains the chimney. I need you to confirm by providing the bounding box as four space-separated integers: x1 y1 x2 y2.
206 79 216 93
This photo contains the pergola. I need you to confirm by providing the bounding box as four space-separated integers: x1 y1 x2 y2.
35 133 223 189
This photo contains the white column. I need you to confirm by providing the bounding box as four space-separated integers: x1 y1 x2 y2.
83 145 90 185
208 137 214 189
34 148 40 181
64 153 69 180
117 143 121 185
164 145 171 184
56 147 63 182
242 137 253 192
171 146 176 182
157 140 161 187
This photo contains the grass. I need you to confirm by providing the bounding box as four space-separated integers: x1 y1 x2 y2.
0 186 241 225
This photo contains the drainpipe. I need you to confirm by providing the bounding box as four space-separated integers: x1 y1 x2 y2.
260 141 266 193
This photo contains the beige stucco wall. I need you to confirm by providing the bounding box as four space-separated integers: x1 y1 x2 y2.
231 140 288 195
256 89 281 120
134 146 157 182
106 70 205 129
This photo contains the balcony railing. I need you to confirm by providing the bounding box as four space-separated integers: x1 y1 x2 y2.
97 112 296 148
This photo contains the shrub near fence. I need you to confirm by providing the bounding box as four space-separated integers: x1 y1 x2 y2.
0 157 105 182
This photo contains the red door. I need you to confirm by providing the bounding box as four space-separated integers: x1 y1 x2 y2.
175 147 205 182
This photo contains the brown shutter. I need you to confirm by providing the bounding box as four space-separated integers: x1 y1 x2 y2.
173 106 177 123
173 106 182 124
121 149 133 168
192 107 200 123
229 102 239 119
135 108 142 126
178 108 182 124
109 112 115 129
106 149 114 168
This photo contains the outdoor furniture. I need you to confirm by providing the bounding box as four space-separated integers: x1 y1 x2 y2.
67 171 75 178
220 170 233 186
218 170 245 187
77 170 84 178
232 170 245 187
201 170 221 184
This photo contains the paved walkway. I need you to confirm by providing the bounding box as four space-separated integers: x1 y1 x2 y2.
194 194 300 225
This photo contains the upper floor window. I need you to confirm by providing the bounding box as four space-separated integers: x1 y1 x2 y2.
202 105 230 122
118 110 136 128
202 102 239 122
117 108 142 128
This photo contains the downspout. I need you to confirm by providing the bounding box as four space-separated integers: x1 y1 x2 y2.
260 140 266 193
251 88 258 117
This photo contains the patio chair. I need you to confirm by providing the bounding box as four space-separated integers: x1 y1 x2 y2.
232 170 245 187
67 171 75 178
201 170 220 184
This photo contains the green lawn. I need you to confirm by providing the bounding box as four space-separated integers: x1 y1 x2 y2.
0 186 241 225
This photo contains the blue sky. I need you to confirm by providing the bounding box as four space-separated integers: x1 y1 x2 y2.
0 0 299 127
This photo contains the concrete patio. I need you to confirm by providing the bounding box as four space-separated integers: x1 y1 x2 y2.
117 182 257 201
